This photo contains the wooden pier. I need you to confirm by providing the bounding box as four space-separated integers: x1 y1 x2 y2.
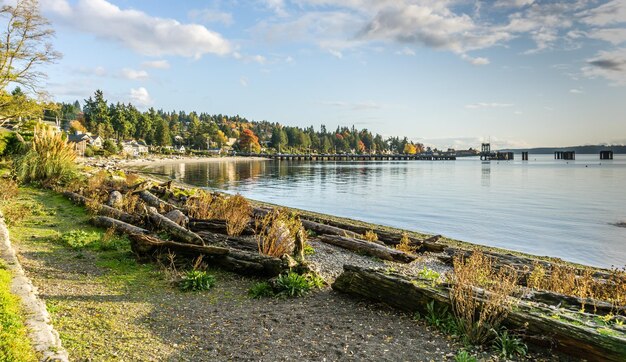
600 151 614 160
238 153 457 161
479 143 514 161
555 151 575 160
522 152 529 161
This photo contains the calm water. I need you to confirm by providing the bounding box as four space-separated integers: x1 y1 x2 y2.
142 155 626 268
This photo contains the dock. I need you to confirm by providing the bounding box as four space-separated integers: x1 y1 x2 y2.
479 143 514 161
237 153 457 161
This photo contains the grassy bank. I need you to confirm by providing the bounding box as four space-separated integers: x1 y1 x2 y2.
0 260 37 361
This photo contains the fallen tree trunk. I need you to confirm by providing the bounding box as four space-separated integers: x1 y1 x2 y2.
136 190 179 213
147 207 204 245
63 191 138 224
301 219 361 239
318 235 417 263
332 265 626 362
91 216 149 235
129 234 285 277
189 219 255 236
196 231 259 252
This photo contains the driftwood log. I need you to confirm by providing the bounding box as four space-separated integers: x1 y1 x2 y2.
332 265 626 362
319 235 417 263
196 231 259 252
129 233 285 277
189 219 255 236
147 207 204 245
91 216 149 235
136 190 179 213
64 192 139 224
301 219 361 239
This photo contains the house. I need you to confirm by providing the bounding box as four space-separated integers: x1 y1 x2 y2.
90 136 103 148
67 132 92 156
177 145 186 154
121 140 149 157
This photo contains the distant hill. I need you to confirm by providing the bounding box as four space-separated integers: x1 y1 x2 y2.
500 145 626 154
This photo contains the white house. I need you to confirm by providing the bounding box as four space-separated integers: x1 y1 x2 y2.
122 140 149 157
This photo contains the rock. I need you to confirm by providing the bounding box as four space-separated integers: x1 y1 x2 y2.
164 209 189 228
107 191 124 208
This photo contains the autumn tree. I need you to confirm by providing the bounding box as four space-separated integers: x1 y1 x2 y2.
238 128 261 153
0 0 61 126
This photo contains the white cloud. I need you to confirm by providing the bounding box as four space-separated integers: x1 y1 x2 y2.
461 54 490 65
579 0 626 26
263 0 288 17
396 47 415 56
121 68 149 80
129 87 153 107
188 9 234 26
588 28 626 45
583 48 626 85
42 0 231 58
569 88 584 94
233 52 267 64
465 102 514 109
141 60 170 69
75 66 107 77
240 77 249 87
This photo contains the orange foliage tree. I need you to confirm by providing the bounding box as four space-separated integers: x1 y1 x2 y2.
239 129 261 153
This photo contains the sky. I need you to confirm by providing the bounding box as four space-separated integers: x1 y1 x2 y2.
5 0 626 149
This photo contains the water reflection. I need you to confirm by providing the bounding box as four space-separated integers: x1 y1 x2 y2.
481 162 491 187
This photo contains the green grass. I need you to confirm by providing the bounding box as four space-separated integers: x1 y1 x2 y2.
0 260 37 362
2 186 174 359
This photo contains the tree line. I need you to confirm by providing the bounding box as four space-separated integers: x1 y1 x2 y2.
45 90 426 155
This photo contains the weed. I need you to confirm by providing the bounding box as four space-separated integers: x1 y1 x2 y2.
222 194 251 236
98 228 127 251
185 190 219 219
0 178 18 201
303 243 315 255
179 270 216 292
248 282 274 298
424 300 459 335
450 251 518 345
418 267 440 285
275 272 312 297
15 126 77 186
256 208 304 257
454 350 477 362
396 232 417 253
492 329 527 359
363 230 378 242
58 230 100 249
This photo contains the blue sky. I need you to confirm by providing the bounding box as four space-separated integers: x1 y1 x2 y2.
15 0 626 148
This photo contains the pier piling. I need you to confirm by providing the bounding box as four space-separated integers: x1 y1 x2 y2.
600 151 614 160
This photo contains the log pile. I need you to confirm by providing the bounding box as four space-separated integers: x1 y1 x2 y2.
333 265 626 362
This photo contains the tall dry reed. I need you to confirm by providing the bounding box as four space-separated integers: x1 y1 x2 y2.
450 251 518 345
15 126 77 185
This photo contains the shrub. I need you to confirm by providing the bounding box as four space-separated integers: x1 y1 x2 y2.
179 270 216 292
492 329 527 359
274 272 312 297
83 146 95 157
0 178 18 202
256 208 304 257
248 281 274 298
14 126 77 186
424 300 459 335
103 139 118 154
185 190 220 219
59 230 100 249
395 232 417 253
417 267 440 285
222 194 251 236
450 251 518 345
453 350 477 362
363 230 378 242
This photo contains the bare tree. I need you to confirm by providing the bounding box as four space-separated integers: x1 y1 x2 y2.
0 0 61 126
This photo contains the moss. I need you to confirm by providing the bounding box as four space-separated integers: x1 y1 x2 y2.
0 260 38 361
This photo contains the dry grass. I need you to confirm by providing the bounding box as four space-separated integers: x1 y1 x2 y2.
222 194 251 236
0 178 18 201
125 173 141 187
185 190 220 219
450 251 518 345
395 232 417 253
527 262 626 313
15 126 77 186
256 208 304 257
120 192 140 214
362 230 378 242
186 191 251 236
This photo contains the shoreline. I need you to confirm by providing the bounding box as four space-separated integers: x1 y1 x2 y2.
124 163 602 271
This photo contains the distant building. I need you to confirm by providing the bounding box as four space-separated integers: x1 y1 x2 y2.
122 140 149 157
177 145 186 154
